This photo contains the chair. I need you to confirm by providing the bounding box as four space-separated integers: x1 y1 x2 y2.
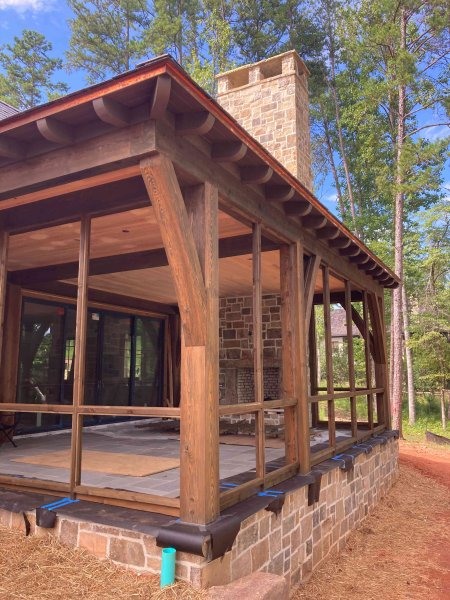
0 413 19 448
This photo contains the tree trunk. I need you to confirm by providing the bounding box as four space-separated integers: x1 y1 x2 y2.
391 8 407 436
441 389 447 430
402 285 416 425
320 103 346 216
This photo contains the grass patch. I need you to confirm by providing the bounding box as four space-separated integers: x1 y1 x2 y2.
402 391 448 441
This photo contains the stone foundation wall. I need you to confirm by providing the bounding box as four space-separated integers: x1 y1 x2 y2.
0 437 398 590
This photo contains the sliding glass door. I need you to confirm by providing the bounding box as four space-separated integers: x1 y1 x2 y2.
17 298 165 432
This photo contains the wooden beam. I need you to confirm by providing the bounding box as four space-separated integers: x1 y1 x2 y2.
302 215 328 230
0 284 21 403
316 226 340 240
340 245 361 257
345 280 358 437
0 134 25 160
283 200 312 217
211 141 247 162
10 233 281 287
349 253 370 264
329 237 352 249
304 253 322 329
23 281 177 315
4 177 149 234
322 265 336 448
175 111 215 136
265 185 294 202
0 121 155 201
280 242 310 473
70 215 90 491
150 74 171 119
362 291 374 429
240 165 273 184
140 153 206 346
181 182 220 524
0 230 8 367
308 310 319 427
360 260 377 272
37 117 74 145
0 135 24 160
252 223 265 479
93 96 130 127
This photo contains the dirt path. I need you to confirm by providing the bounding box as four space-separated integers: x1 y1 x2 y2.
295 441 450 600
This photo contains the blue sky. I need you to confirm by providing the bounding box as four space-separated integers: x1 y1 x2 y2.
0 0 448 215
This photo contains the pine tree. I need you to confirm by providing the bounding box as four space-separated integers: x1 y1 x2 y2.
0 30 68 110
66 0 152 84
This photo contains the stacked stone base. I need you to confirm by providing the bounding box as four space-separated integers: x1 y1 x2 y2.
0 437 398 589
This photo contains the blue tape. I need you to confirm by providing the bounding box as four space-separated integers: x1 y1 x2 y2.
258 490 284 498
40 498 80 511
220 482 238 488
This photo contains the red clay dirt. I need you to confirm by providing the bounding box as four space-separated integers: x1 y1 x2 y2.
399 440 450 488
399 441 450 600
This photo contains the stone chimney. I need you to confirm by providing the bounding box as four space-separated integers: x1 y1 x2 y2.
216 50 313 191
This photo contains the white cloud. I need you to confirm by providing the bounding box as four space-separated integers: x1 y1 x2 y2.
0 0 53 12
421 124 450 142
325 192 338 203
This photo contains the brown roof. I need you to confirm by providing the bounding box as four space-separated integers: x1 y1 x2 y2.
0 55 399 288
330 308 359 338
0 100 18 120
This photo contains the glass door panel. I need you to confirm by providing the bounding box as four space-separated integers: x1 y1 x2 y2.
98 313 132 406
133 317 164 407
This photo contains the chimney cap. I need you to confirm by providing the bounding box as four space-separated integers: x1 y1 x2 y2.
215 50 310 84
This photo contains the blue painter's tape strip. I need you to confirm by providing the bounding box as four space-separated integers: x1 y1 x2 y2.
258 491 284 498
40 498 80 511
220 482 238 488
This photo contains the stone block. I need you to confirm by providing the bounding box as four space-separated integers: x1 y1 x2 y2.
59 519 79 546
207 572 289 600
109 537 145 567
78 530 108 559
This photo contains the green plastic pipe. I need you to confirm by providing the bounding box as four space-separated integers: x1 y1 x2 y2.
160 547 176 588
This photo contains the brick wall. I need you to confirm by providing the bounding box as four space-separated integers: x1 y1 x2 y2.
216 51 313 191
0 436 398 590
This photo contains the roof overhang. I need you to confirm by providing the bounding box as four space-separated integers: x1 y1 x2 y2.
0 55 399 289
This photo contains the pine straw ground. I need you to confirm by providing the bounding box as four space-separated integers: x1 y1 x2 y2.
0 454 449 600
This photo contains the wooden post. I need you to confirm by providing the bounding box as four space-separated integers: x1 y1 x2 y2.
345 280 357 437
70 215 91 491
252 223 265 479
322 266 336 448
368 292 391 429
0 230 9 369
141 155 219 525
280 242 310 473
0 284 21 404
308 311 319 427
363 291 374 429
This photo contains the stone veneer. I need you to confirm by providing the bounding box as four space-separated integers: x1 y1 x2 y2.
216 51 313 191
0 436 398 590
219 294 282 404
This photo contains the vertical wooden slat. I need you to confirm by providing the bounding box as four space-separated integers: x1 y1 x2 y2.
70 215 91 492
322 266 335 448
280 242 310 473
368 292 390 429
345 280 357 437
0 230 9 369
308 310 319 427
252 223 265 479
363 291 374 429
181 182 220 524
